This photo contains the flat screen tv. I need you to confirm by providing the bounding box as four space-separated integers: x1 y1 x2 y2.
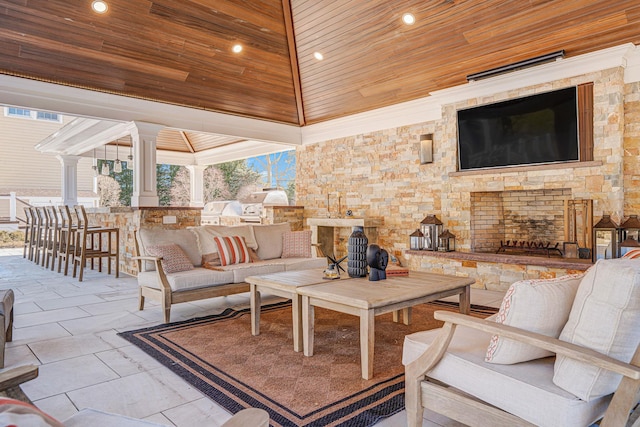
457 87 579 171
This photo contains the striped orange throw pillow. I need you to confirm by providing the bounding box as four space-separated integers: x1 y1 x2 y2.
213 235 251 266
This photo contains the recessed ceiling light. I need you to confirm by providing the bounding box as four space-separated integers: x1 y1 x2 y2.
232 44 243 53
92 0 108 13
313 52 324 61
402 13 415 25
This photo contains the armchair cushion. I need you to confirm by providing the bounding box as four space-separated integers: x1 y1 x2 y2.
146 244 194 274
485 274 583 364
554 258 640 401
403 326 611 427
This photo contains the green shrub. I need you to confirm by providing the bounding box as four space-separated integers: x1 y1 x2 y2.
0 230 24 248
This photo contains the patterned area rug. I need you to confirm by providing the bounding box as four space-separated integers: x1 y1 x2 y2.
120 300 497 427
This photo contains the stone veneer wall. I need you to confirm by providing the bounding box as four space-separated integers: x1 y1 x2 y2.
296 67 639 290
263 206 305 230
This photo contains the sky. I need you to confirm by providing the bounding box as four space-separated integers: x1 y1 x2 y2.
246 149 296 189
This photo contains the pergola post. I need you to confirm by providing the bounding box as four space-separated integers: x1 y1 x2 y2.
186 165 207 207
129 122 164 207
56 154 82 206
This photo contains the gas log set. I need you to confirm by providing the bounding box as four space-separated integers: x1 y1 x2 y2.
497 240 563 257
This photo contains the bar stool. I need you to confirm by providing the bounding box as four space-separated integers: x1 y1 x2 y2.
31 207 47 265
72 205 119 282
38 207 52 268
27 207 40 262
22 207 33 259
57 205 76 276
44 206 61 271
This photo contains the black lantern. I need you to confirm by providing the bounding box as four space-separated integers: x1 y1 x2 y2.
619 215 640 257
420 215 443 251
592 215 619 261
410 229 424 250
438 230 456 252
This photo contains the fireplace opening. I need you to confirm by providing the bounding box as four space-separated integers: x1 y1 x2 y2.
470 189 572 256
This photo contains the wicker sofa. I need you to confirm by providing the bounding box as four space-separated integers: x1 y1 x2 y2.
134 223 327 323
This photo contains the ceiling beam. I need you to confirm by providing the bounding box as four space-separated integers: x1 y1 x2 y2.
0 75 303 146
282 0 306 126
179 131 196 153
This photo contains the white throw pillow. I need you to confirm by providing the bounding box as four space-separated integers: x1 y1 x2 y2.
485 274 584 365
553 259 640 401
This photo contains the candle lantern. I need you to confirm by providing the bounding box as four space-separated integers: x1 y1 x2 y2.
438 230 456 252
409 229 424 250
420 215 443 251
592 215 619 262
619 215 640 257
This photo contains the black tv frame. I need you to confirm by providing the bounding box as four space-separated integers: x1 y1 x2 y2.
456 87 580 171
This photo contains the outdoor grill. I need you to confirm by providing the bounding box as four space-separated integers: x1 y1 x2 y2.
239 189 289 223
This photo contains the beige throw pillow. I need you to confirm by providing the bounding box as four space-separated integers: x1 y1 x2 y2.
485 274 583 365
253 223 291 260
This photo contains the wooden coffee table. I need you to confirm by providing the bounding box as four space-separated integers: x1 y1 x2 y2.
246 269 327 352
297 271 475 379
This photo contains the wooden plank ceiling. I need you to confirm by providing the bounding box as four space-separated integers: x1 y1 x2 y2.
1 0 639 130
111 130 244 153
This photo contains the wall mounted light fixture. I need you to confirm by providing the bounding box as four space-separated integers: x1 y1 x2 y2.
419 134 433 164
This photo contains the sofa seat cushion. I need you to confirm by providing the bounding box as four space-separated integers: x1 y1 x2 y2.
213 261 286 283
138 268 235 292
403 326 611 427
280 257 327 271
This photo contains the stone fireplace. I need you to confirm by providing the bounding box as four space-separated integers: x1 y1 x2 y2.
470 189 571 253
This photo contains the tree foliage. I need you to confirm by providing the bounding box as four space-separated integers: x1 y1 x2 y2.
97 174 122 207
97 156 283 207
157 164 181 206
203 166 232 202
217 160 261 198
169 167 190 206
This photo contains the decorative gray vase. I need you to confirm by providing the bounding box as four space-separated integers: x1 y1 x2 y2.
347 226 368 277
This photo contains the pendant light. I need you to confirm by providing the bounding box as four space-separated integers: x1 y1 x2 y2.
101 144 110 176
127 143 134 170
113 141 122 173
92 148 98 177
